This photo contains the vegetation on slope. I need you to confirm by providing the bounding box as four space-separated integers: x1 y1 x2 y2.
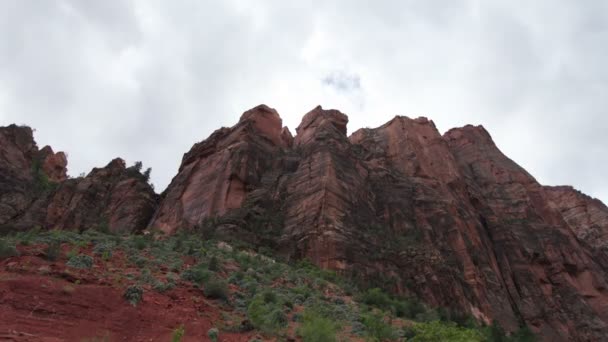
0 228 536 341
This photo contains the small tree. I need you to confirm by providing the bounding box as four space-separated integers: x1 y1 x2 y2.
142 167 152 182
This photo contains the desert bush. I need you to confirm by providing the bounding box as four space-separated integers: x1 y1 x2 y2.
0 239 19 259
93 242 114 258
66 254 93 269
181 264 211 284
409 321 484 342
247 292 288 334
359 288 392 310
207 327 219 342
203 276 229 300
124 285 143 306
297 309 338 342
360 311 396 341
208 255 221 271
153 279 175 293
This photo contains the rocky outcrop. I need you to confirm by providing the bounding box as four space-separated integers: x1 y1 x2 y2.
149 104 289 234
0 125 157 233
545 186 608 252
38 146 68 183
42 159 157 233
444 125 608 341
0 125 67 228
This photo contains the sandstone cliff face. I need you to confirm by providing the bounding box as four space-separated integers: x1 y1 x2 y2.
445 126 608 340
42 158 157 233
545 185 608 252
0 125 67 227
0 125 157 233
147 106 608 340
149 104 290 234
5 106 608 341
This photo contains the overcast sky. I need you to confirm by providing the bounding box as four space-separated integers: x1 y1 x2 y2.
1 1 606 203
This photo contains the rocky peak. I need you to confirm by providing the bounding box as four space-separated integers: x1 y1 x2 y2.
351 115 460 181
38 146 68 182
239 104 285 147
280 126 294 147
294 105 348 146
443 124 495 148
0 125 37 177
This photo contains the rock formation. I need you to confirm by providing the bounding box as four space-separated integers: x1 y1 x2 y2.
3 105 608 341
545 185 608 252
0 125 157 233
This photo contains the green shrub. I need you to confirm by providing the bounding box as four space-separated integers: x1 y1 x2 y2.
247 292 288 334
66 254 93 269
359 288 392 311
66 247 79 260
207 327 219 342
0 239 19 259
17 228 40 245
153 279 175 293
203 276 229 300
361 311 396 341
409 321 484 342
93 242 114 258
208 255 221 271
298 309 338 342
181 264 211 284
129 235 148 250
124 285 143 306
45 241 61 261
171 324 185 342
393 298 427 319
128 254 148 268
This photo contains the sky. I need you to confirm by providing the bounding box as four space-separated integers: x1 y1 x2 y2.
0 1 606 203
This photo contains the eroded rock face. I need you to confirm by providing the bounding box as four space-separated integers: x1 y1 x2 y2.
149 104 287 233
444 126 608 341
0 125 67 228
545 186 608 252
43 158 157 233
0 125 157 233
38 146 68 183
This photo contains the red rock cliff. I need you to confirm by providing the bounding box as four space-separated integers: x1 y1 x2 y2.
4 106 608 341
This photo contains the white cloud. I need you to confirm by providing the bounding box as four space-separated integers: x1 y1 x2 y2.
0 0 606 203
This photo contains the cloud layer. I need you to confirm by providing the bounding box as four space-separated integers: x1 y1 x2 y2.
1 0 606 202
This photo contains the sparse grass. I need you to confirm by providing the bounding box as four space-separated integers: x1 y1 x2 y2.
171 324 185 342
0 239 19 259
66 254 93 269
